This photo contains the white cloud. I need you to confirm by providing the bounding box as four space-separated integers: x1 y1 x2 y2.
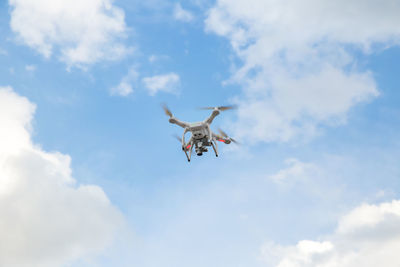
0 86 123 266
9 0 131 68
173 3 194 22
111 82 133 97
261 200 400 267
142 72 180 96
204 0 400 143
110 67 139 97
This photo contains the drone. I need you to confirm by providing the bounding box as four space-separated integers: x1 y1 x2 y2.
163 104 238 162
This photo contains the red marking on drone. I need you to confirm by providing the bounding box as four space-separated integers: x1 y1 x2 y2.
218 139 225 142
186 145 191 149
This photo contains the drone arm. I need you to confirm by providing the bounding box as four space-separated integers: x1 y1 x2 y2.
169 117 190 129
204 109 220 125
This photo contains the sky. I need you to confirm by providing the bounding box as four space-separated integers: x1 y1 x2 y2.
1 0 400 266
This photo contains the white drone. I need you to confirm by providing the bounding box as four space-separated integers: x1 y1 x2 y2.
163 104 238 162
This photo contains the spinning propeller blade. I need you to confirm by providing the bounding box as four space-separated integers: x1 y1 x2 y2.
198 105 237 111
172 134 181 142
162 103 173 117
218 128 229 138
218 128 240 144
230 138 239 144
173 134 191 149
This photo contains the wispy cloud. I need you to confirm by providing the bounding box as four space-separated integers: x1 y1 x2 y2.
25 64 36 72
110 67 139 97
268 158 320 186
148 54 169 63
0 47 7 55
173 3 194 22
142 72 180 96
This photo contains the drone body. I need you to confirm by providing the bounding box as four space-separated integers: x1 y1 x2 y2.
163 105 237 162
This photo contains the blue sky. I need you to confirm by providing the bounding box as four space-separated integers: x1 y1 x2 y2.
1 0 400 266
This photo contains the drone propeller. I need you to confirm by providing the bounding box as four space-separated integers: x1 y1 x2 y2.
162 103 173 117
172 134 181 142
198 105 237 111
172 134 191 150
218 128 239 144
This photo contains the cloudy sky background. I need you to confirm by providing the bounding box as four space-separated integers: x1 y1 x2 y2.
1 0 400 266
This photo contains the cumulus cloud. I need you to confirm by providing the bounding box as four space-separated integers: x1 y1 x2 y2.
110 66 139 96
9 0 131 68
261 200 400 267
203 0 400 143
173 3 194 22
142 72 180 96
0 87 123 266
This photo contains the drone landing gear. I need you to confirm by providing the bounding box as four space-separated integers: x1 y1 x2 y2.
211 140 218 157
183 141 193 162
184 149 190 162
